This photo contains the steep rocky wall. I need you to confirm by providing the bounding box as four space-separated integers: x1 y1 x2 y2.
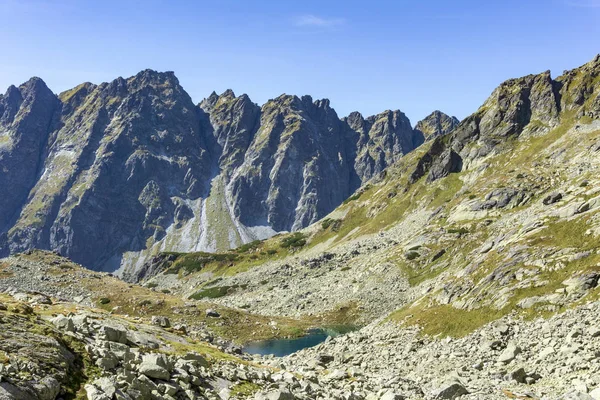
0 74 432 273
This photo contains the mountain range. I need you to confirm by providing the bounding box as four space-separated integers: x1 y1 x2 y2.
0 72 454 274
1 54 600 400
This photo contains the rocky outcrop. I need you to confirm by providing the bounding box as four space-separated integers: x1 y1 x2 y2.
557 54 600 118
344 110 424 186
410 55 600 183
199 89 261 176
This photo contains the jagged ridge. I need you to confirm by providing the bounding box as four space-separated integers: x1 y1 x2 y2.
0 74 446 273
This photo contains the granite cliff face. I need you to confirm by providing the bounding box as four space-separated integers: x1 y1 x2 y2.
344 109 424 186
0 74 431 272
1 71 212 271
0 78 59 234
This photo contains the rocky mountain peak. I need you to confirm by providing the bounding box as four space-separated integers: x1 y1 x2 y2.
557 54 600 116
220 88 236 99
131 69 178 84
0 85 24 125
19 76 51 95
300 94 313 105
409 55 600 186
199 91 220 112
268 93 300 108
57 82 96 115
415 110 460 140
1 76 58 129
201 88 261 173
345 111 364 124
0 76 59 233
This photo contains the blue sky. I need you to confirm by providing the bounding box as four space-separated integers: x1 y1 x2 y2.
0 0 599 123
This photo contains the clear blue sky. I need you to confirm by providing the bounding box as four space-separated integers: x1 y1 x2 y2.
1 0 599 123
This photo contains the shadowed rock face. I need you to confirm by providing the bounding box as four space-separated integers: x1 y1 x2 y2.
0 74 426 272
345 109 424 187
228 95 354 231
1 70 213 270
207 93 425 232
0 78 59 232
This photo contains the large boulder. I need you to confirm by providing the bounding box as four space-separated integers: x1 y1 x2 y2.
430 380 468 399
498 342 522 364
50 315 74 332
150 315 170 328
138 353 172 380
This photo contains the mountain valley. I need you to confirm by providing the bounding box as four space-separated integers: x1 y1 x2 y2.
1 54 600 400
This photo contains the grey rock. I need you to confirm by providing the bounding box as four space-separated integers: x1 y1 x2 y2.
265 389 296 400
543 192 563 205
95 352 119 370
563 273 600 295
380 391 405 400
32 377 60 400
139 353 172 380
506 367 527 383
414 110 459 141
50 315 74 332
431 381 468 399
589 387 600 400
151 315 170 328
138 363 170 381
316 353 334 365
0 382 32 400
498 343 522 364
98 325 128 344
206 309 220 318
561 393 595 400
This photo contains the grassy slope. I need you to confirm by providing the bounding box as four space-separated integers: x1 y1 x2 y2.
13 251 325 344
145 57 600 340
153 110 600 339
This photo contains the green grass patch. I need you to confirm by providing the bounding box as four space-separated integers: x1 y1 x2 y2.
428 173 463 208
165 252 239 274
529 216 594 250
321 218 342 231
235 240 262 253
343 192 362 204
230 382 261 397
447 227 469 235
390 302 506 338
280 232 307 248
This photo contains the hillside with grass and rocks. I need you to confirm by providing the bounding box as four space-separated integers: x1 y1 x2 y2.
1 55 600 399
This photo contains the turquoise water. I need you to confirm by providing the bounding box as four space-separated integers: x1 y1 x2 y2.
243 326 357 357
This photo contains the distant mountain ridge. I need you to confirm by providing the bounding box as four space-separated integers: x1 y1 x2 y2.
0 72 444 273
